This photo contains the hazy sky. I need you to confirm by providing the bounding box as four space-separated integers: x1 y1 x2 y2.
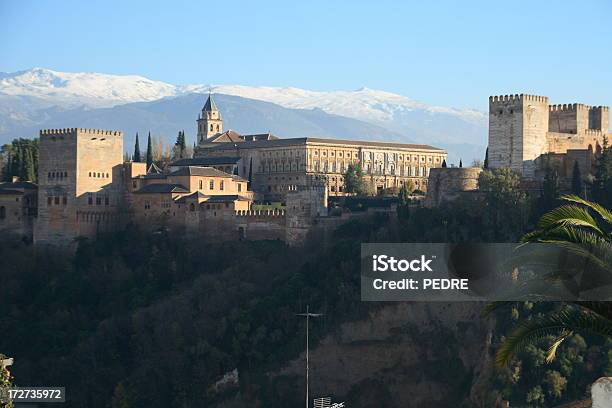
1 0 611 110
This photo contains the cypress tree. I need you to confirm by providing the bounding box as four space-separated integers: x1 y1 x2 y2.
459 159 463 168
24 148 36 182
248 157 253 184
180 131 187 154
484 147 489 169
146 132 153 169
442 159 447 168
571 160 582 196
133 133 141 162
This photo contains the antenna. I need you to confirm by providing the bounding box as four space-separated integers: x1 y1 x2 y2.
296 305 323 408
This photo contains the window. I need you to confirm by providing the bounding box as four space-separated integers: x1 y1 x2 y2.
220 180 224 190
210 124 214 131
48 197 52 206
199 180 203 190
0 206 5 219
238 183 242 192
105 196 109 205
132 181 137 189
144 201 151 210
96 195 102 205
209 180 214 189
54 196 60 205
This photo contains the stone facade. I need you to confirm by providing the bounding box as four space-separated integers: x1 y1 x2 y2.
193 96 447 201
0 178 38 239
35 128 124 244
424 167 483 207
489 94 610 179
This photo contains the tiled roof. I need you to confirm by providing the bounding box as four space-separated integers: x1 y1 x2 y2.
170 166 246 181
0 181 38 190
171 156 241 166
205 137 445 152
134 183 189 194
202 195 246 203
203 94 219 112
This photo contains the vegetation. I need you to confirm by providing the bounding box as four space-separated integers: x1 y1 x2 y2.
591 136 612 208
133 133 141 162
0 138 39 183
0 354 14 408
146 132 153 169
343 163 366 195
571 161 582 196
491 195 612 370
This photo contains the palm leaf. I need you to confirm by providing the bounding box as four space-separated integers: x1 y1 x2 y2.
495 308 612 367
560 194 612 225
537 205 606 237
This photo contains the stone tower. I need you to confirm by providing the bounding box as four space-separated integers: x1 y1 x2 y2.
488 94 549 178
35 128 124 243
197 94 223 142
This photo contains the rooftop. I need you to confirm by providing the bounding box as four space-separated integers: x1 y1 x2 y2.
134 183 189 194
169 166 246 180
205 136 445 152
171 156 241 167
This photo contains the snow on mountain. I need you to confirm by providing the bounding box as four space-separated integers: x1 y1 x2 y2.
0 68 178 107
0 68 485 126
0 68 488 161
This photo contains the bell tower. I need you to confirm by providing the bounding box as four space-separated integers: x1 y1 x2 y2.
197 94 223 142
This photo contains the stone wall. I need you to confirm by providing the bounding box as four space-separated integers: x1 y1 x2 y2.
35 128 123 243
424 167 483 207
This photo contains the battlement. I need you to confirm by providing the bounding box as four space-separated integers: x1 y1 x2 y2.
40 128 123 137
235 209 286 217
489 94 549 104
549 103 591 112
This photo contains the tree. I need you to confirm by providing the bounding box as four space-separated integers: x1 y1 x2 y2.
146 132 153 169
442 159 447 168
478 168 527 240
592 136 612 208
459 159 463 168
1 138 39 182
571 161 582 197
0 354 14 408
343 163 366 195
538 166 560 214
484 147 489 169
173 131 187 159
397 184 411 221
490 195 612 367
133 133 141 162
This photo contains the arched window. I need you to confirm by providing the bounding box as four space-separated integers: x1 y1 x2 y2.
216 124 220 131
210 124 214 131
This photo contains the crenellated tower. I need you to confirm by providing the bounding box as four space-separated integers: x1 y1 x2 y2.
488 94 550 178
197 94 223 143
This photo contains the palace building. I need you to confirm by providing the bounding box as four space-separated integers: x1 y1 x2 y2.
192 95 447 201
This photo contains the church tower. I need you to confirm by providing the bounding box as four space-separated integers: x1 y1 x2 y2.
197 94 223 142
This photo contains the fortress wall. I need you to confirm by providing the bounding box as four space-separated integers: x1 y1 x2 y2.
425 167 483 207
548 103 590 134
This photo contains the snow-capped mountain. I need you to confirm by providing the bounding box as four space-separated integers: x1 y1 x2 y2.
0 68 485 126
0 68 178 107
0 68 488 162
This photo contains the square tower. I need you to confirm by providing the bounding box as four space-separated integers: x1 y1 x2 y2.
488 94 550 178
35 128 124 243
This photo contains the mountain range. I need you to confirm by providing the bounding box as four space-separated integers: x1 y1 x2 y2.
0 68 488 163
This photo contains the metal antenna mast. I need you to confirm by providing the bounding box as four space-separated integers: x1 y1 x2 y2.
297 305 323 408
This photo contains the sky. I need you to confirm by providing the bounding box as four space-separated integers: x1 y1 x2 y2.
1 0 611 110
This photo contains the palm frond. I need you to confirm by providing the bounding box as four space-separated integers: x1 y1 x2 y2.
495 308 612 367
537 205 606 237
561 194 612 225
546 330 573 363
